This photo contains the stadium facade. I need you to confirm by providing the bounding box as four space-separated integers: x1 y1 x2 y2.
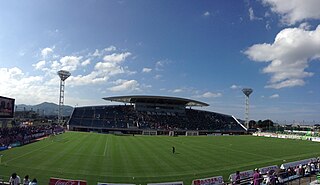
68 95 247 135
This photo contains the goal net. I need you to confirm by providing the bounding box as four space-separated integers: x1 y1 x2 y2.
142 130 157 136
186 131 199 136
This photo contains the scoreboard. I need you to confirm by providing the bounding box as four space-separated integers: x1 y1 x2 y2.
0 96 15 118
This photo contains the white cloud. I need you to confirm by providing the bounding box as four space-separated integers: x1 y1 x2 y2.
95 61 125 76
0 67 59 105
155 60 169 71
1 46 140 105
0 67 23 79
264 11 271 18
299 22 311 30
50 61 60 71
60 56 82 71
154 74 162 80
269 94 280 99
141 84 152 89
92 49 100 57
172 89 183 93
33 60 46 70
66 51 134 86
81 59 91 66
262 0 320 25
249 7 263 21
168 87 199 94
142 68 152 73
103 52 131 63
156 61 164 67
68 71 108 86
19 50 26 56
91 46 117 57
108 79 140 92
196 92 222 98
244 25 320 89
230 84 241 89
104 45 116 52
41 47 54 58
265 21 272 30
203 11 210 17
265 79 305 89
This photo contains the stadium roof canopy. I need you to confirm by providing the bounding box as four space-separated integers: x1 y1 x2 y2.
103 95 209 107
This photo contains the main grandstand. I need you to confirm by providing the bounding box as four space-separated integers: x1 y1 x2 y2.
68 95 247 135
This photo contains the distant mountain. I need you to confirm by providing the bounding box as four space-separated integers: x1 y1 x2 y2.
15 102 73 116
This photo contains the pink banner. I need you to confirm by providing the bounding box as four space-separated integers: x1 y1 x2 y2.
49 177 87 185
192 176 224 185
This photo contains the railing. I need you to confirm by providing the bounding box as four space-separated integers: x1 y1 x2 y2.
0 173 318 185
228 172 318 185
0 178 9 185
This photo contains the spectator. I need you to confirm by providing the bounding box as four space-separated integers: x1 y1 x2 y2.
264 171 271 185
305 164 311 175
29 178 37 185
253 168 261 185
269 171 277 185
295 165 300 176
23 175 30 185
276 168 286 183
311 162 316 174
9 172 21 185
234 171 241 185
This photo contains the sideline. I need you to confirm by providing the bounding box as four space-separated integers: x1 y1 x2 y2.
5 142 56 164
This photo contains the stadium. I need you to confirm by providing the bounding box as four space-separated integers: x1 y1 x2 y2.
1 94 320 185
1 1 320 184
68 95 247 135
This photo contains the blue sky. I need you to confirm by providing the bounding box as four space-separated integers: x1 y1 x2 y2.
0 0 320 123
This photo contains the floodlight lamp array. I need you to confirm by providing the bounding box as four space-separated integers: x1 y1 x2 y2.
57 70 71 81
242 88 253 97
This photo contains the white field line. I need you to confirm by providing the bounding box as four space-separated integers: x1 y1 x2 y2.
103 136 109 156
183 139 278 160
216 145 277 160
40 149 104 157
5 142 55 164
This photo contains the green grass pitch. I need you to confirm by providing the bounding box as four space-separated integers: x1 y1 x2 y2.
1 132 320 184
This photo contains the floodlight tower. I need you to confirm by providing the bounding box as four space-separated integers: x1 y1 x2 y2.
242 88 253 129
57 70 71 125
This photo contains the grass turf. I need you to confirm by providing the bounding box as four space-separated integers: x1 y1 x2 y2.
1 132 320 184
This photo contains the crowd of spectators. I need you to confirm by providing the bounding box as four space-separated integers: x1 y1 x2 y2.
69 105 245 132
0 125 63 185
136 109 244 131
7 172 37 185
276 161 319 184
0 125 64 147
232 159 320 185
